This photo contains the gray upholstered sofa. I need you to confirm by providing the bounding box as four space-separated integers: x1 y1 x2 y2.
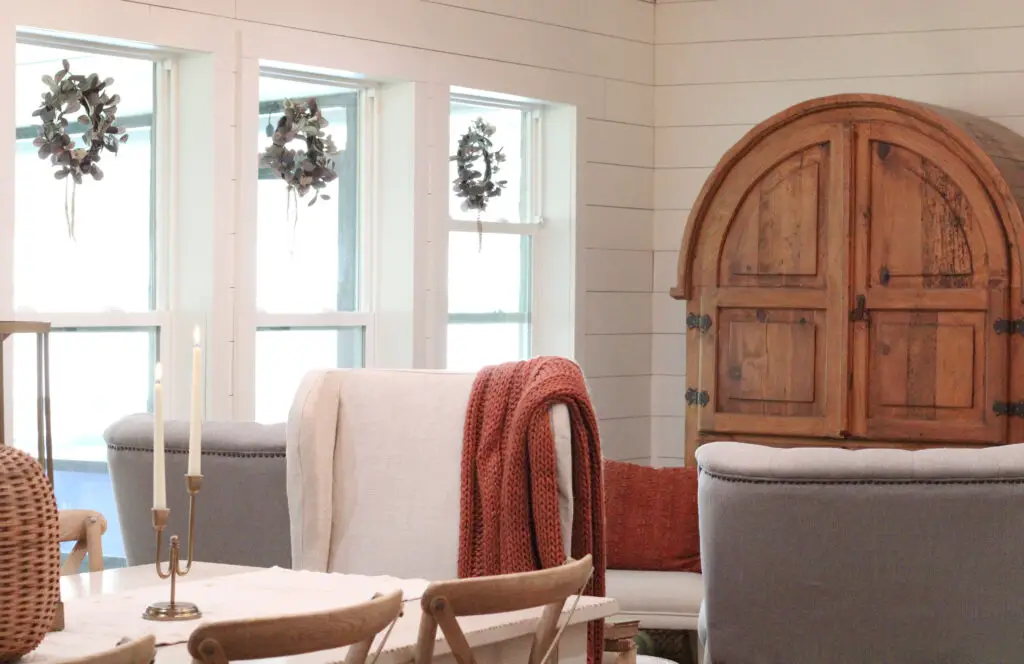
104 414 290 568
697 440 1024 664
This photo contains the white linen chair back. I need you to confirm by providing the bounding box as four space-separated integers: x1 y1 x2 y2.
286 368 574 581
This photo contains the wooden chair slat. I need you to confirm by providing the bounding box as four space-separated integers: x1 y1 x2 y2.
188 589 404 663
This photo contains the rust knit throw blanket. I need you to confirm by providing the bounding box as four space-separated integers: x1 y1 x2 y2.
458 356 605 664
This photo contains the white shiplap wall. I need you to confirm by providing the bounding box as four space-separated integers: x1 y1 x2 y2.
5 0 657 461
652 0 1024 465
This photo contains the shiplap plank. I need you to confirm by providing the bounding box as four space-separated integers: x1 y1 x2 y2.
605 80 655 125
655 167 710 211
583 206 653 251
600 417 652 461
586 163 654 209
652 250 676 293
655 124 750 168
651 415 685 459
585 333 654 376
143 0 236 16
586 249 654 292
652 292 685 333
657 73 1024 126
652 374 685 416
589 375 652 418
658 0 1024 45
584 119 655 168
652 332 685 375
657 27 1024 86
421 0 654 44
587 292 653 334
654 210 688 252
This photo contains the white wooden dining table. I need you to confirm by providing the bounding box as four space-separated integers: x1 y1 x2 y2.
25 562 618 663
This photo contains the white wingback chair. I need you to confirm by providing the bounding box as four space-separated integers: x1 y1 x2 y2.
285 368 574 580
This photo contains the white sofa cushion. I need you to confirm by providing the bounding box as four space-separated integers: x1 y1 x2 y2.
287 368 574 581
606 569 703 631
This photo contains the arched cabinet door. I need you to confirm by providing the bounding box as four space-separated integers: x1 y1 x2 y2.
849 121 1010 443
693 122 850 439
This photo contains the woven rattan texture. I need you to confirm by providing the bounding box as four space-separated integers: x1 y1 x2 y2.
0 446 60 662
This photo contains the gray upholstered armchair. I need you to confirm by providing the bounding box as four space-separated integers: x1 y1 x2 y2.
697 441 1024 664
104 414 291 568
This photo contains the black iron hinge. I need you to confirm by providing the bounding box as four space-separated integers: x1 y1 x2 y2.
685 388 710 407
993 401 1024 418
994 318 1024 335
686 313 712 333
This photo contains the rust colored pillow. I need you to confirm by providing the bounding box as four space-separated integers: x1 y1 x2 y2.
603 459 701 573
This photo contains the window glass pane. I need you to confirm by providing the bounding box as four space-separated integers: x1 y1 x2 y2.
12 328 156 564
257 75 360 313
448 232 530 314
255 327 364 423
446 323 528 371
15 44 154 312
449 101 525 223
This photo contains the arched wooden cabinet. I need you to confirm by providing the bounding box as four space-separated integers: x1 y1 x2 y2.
672 94 1024 464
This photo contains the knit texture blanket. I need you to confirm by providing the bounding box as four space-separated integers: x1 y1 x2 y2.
458 356 605 663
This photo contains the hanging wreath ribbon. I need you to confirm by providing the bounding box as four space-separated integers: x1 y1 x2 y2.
259 98 339 233
450 118 508 248
32 59 129 240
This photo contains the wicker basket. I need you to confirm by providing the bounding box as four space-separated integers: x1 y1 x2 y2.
0 445 60 663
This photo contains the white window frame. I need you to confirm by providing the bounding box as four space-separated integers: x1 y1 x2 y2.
237 66 378 421
2 33 176 452
445 93 544 366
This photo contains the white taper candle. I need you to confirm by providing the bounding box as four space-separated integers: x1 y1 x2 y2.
187 326 203 476
153 363 167 510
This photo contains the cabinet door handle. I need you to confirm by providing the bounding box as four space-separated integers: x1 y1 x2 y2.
850 295 869 323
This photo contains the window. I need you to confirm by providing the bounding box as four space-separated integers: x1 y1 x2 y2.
9 37 170 566
446 97 540 371
253 70 370 423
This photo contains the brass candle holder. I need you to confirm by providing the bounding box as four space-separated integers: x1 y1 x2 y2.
143 474 203 621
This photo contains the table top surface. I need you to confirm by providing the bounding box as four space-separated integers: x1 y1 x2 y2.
41 562 618 663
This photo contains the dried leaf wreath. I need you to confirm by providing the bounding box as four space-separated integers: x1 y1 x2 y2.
450 118 507 247
259 98 339 227
33 59 129 240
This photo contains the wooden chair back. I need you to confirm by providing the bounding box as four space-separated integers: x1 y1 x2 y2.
61 635 156 664
413 555 594 664
59 509 107 575
188 589 404 664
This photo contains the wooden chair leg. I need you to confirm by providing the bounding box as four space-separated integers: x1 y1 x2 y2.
62 542 87 575
413 615 439 664
529 602 563 664
433 600 474 664
344 637 374 664
85 515 104 572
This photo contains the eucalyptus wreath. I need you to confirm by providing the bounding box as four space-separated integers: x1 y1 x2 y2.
450 117 507 217
259 98 339 225
32 59 129 239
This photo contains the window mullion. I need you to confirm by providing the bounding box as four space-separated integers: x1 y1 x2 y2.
448 220 539 235
447 312 530 325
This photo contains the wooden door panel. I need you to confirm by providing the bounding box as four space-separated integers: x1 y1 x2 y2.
868 141 975 289
698 293 836 438
717 308 823 416
721 146 827 288
866 311 995 442
874 317 974 410
851 122 1009 444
